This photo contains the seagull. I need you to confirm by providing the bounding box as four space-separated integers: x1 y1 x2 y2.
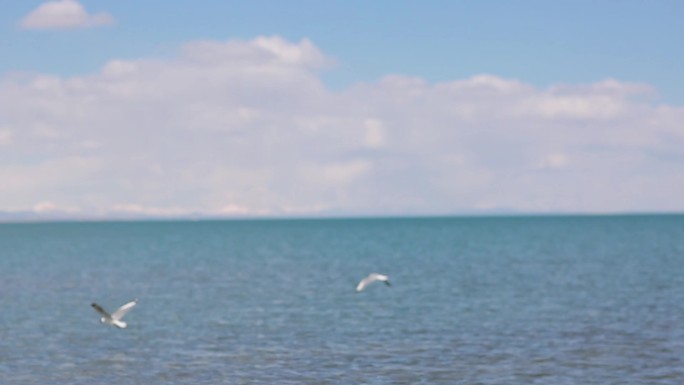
356 273 391 292
91 299 138 329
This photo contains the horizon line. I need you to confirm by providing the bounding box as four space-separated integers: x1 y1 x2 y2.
1 210 682 225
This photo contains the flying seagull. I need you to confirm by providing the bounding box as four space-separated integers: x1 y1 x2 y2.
91 299 138 329
356 273 391 292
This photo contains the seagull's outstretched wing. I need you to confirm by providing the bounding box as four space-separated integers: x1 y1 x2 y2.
111 299 137 321
91 303 112 321
356 273 390 292
356 276 372 292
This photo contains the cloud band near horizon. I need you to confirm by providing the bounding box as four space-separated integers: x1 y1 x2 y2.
1 36 683 218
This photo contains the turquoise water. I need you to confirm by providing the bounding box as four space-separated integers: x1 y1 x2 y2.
1 215 683 384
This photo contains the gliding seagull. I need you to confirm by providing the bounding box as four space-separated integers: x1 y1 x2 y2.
91 299 138 329
356 273 391 292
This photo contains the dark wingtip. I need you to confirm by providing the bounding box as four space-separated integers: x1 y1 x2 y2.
385 281 392 287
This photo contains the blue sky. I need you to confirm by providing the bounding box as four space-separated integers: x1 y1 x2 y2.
1 1 683 219
3 1 682 101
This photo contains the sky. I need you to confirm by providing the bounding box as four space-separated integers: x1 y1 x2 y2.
0 0 683 219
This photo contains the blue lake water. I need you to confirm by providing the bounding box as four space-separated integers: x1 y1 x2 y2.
1 215 683 384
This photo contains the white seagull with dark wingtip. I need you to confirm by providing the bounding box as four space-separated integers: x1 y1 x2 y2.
356 273 391 292
91 299 138 329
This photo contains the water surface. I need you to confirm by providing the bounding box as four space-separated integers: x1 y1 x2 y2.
1 215 683 384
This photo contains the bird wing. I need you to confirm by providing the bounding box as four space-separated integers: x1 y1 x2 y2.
356 275 376 292
371 274 388 282
356 274 390 292
356 277 369 292
111 299 137 321
91 303 112 321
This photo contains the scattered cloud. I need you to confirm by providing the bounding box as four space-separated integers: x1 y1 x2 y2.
363 119 386 148
32 201 80 213
20 0 114 30
535 153 569 171
110 204 195 217
0 36 683 218
0 128 12 146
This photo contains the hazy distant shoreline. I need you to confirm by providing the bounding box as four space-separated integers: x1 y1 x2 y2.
1 210 681 225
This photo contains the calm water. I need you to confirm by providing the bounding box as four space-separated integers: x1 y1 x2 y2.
1 215 683 384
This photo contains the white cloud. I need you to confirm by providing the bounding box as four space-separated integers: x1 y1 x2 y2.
217 204 271 216
0 36 683 217
318 160 371 185
20 0 114 30
528 95 622 120
363 119 386 148
0 128 12 146
32 201 80 213
179 36 330 69
535 153 569 171
109 204 195 217
0 157 100 194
